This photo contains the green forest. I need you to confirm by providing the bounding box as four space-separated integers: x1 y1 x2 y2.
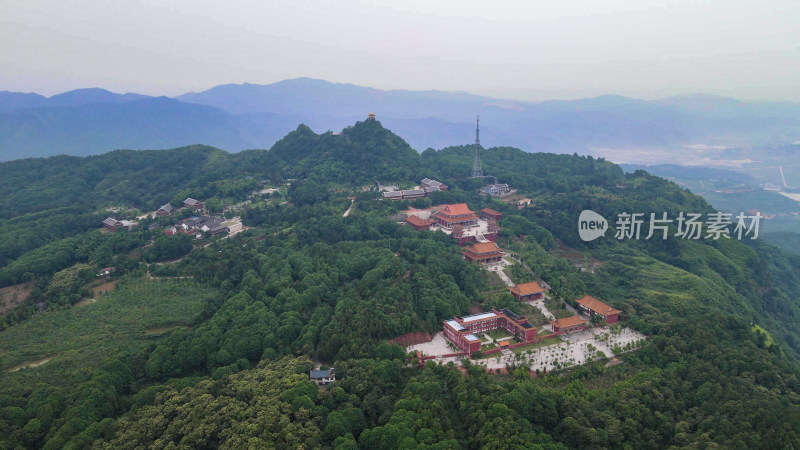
1 119 799 448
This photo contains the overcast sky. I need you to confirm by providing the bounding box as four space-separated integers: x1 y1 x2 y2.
0 0 798 101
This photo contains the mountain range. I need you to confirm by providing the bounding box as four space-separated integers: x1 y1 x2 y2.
2 78 800 160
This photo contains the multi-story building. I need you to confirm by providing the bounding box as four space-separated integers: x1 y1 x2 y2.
433 203 479 228
443 308 537 354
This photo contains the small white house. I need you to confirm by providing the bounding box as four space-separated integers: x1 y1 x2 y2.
310 368 335 385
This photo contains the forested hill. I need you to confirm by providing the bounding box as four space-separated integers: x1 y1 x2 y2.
262 119 421 183
0 121 799 448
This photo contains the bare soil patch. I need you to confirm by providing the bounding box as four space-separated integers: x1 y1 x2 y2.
390 331 433 347
75 298 97 308
91 279 119 296
145 325 188 336
0 282 34 315
4 355 58 372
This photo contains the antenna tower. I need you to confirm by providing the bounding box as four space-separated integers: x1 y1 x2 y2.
471 116 483 177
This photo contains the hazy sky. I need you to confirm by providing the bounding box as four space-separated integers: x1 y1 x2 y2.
1 0 798 101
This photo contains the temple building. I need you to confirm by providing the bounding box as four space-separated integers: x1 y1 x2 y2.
576 295 621 324
406 214 434 231
433 203 479 229
480 207 502 221
549 315 588 334
508 281 547 301
462 242 504 263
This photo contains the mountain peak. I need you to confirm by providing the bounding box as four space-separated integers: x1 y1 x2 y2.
48 88 150 108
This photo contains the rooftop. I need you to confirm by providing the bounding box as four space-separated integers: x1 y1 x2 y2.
576 295 621 316
441 203 474 216
550 315 588 328
464 242 503 254
446 319 465 331
461 311 498 323
406 215 433 227
310 369 334 378
509 281 546 296
481 207 502 216
465 334 480 342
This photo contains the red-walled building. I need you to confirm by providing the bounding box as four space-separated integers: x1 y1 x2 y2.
156 203 174 217
443 308 538 354
421 178 449 191
508 281 547 301
576 295 621 324
433 203 479 229
406 214 434 231
480 207 502 221
462 242 504 263
103 217 122 231
183 197 205 210
443 319 482 354
550 315 588 333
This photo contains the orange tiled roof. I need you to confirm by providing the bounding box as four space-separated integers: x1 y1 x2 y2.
465 242 503 254
481 207 502 216
549 315 587 328
576 295 621 316
442 203 474 216
406 215 432 227
509 281 545 296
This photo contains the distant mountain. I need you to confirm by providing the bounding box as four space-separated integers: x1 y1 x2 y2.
0 88 150 113
0 91 48 113
2 78 800 160
0 97 287 160
47 88 150 108
180 78 800 152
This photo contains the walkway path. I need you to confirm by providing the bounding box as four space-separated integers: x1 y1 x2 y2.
527 299 556 320
343 198 354 217
491 264 515 287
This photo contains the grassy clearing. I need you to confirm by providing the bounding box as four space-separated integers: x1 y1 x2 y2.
486 329 513 340
0 277 219 389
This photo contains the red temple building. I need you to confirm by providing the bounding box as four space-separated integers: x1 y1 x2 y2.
549 315 588 333
406 214 434 231
433 203 479 229
462 242 504 263
508 281 547 301
443 308 537 354
576 295 621 324
480 207 502 221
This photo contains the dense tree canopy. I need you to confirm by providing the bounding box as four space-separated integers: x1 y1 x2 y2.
0 122 799 448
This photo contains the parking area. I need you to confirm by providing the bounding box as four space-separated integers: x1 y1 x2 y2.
407 332 455 356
